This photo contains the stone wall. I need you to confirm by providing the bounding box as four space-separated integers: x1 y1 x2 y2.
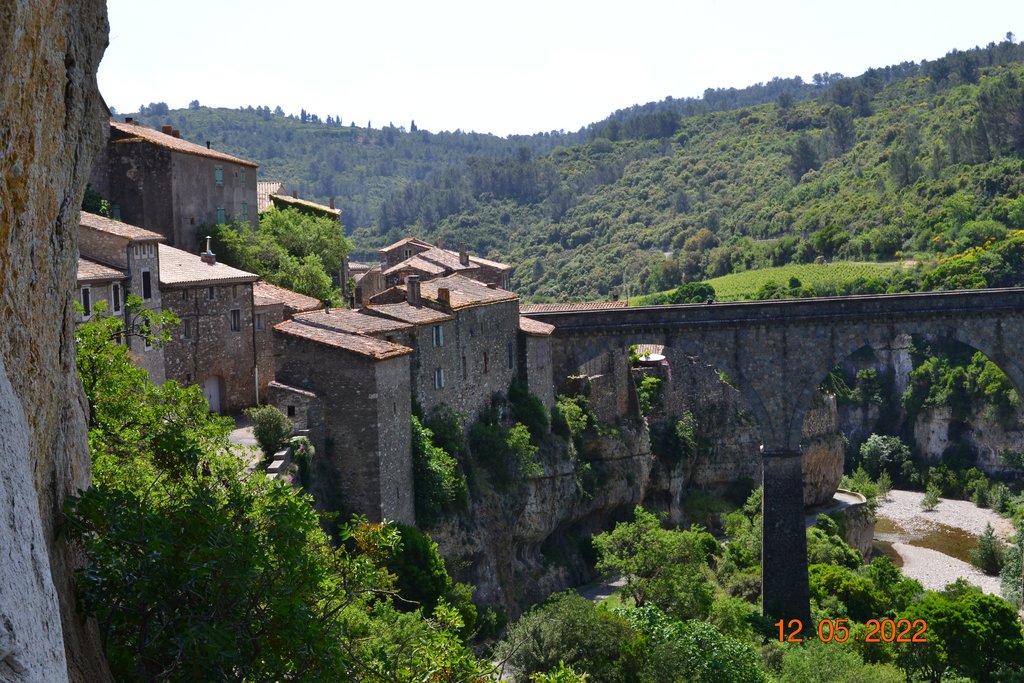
254 302 284 399
0 0 113 679
162 283 257 412
272 330 414 523
170 154 257 252
520 333 555 411
99 143 175 243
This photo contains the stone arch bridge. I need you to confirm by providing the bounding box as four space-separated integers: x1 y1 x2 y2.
526 288 1024 622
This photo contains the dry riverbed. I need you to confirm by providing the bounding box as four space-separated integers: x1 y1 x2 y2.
875 489 1014 595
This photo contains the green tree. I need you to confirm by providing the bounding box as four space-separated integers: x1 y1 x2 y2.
411 415 468 526
68 306 489 682
971 523 1006 575
859 434 911 481
244 403 293 458
592 506 717 620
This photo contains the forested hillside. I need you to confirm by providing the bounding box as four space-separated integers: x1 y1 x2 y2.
127 37 1024 301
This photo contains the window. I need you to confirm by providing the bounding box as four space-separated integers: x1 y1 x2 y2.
230 309 241 332
183 319 191 339
240 169 246 185
241 201 248 220
141 270 152 300
111 204 121 220
287 405 296 418
432 324 444 348
462 354 467 380
255 313 264 331
215 166 223 186
207 286 215 300
433 367 446 389
111 283 121 313
483 351 488 374
507 341 514 369
216 207 225 224
182 289 188 300
80 287 91 316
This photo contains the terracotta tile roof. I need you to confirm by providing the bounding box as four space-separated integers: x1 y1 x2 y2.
77 257 125 283
519 316 555 336
253 282 322 313
268 194 341 218
379 236 433 253
274 319 412 360
420 274 517 310
158 244 260 287
519 301 628 314
80 210 164 242
267 381 318 398
468 254 512 272
257 181 286 213
109 119 259 168
366 302 454 325
348 261 372 275
382 254 448 277
292 309 413 336
634 344 665 357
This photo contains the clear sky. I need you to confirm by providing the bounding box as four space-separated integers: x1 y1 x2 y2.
98 0 1019 137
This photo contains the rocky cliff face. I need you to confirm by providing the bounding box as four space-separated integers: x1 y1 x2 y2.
0 2 111 680
433 352 845 616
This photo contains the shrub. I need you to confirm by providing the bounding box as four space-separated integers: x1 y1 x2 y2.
509 379 549 442
971 523 1006 575
552 394 589 441
636 376 663 415
921 483 941 512
859 434 911 482
411 416 468 526
244 404 293 458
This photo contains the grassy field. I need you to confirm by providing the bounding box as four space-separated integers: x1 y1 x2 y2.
632 261 913 305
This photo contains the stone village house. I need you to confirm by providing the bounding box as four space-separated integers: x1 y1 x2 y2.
88 118 259 252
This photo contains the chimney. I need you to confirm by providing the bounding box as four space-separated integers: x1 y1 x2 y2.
162 124 173 135
407 275 421 306
459 242 469 267
292 190 298 199
171 129 180 138
329 197 335 210
437 287 451 308
354 286 363 307
206 140 211 149
487 283 497 289
200 236 216 264
436 237 444 249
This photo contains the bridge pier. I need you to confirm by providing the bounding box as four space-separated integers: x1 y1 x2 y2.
761 449 811 625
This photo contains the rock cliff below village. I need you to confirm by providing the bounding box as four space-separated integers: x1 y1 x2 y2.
431 351 847 616
0 2 112 680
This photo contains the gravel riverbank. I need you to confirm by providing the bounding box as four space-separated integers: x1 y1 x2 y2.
875 489 1014 595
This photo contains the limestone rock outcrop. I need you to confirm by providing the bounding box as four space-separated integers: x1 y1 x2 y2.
0 1 111 680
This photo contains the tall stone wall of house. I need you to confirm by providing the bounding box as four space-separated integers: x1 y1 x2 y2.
254 303 284 400
520 334 555 411
375 360 415 523
170 155 257 252
0 1 113 680
101 144 175 243
273 331 413 522
162 283 257 412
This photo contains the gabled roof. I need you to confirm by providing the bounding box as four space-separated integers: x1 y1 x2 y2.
109 119 259 168
80 210 164 242
371 274 517 311
267 194 341 218
77 257 125 283
253 281 322 313
366 302 454 325
157 244 260 287
468 254 512 272
274 320 412 360
381 254 447 277
519 301 628 314
519 316 555 336
379 236 433 253
292 309 413 336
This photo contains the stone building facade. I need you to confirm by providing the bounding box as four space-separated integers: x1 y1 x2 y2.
370 274 522 421
518 316 556 410
89 119 258 251
273 317 414 523
158 243 260 413
252 281 321 400
76 211 167 383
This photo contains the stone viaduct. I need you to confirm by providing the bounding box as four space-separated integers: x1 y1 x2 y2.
527 287 1024 623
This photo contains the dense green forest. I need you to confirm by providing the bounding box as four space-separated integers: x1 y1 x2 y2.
127 38 1024 303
